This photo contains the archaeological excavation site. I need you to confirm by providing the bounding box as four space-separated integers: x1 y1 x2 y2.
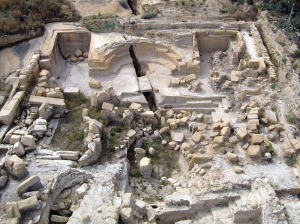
1 0 300 223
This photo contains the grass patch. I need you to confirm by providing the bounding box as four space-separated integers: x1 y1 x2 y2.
67 131 84 145
66 92 89 109
271 82 277 89
130 169 142 178
286 112 300 126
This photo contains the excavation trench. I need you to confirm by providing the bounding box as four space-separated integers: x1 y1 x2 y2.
129 45 157 110
127 0 138 15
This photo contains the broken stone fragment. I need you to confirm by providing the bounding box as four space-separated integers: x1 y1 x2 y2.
214 136 225 144
5 155 28 179
129 102 142 111
166 109 175 118
265 109 277 124
9 135 21 145
221 127 231 137
17 175 42 196
0 175 8 189
185 74 196 83
39 69 51 78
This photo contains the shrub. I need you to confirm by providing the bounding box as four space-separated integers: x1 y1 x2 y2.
141 11 157 20
291 50 300 58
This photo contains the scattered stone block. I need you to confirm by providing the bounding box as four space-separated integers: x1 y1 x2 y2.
39 70 51 78
17 196 39 212
17 175 42 196
221 127 231 137
89 81 101 88
192 131 202 143
51 215 69 223
247 145 261 157
9 135 21 145
21 135 35 147
172 132 185 143
13 142 25 157
227 153 239 162
74 49 83 57
214 136 225 144
64 87 80 97
251 134 264 145
140 157 152 178
265 109 277 124
102 102 114 111
5 202 21 218
5 155 28 179
236 128 248 140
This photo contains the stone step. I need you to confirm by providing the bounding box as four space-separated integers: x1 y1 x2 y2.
162 95 225 104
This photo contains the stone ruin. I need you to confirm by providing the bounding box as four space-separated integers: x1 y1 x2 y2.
0 2 300 224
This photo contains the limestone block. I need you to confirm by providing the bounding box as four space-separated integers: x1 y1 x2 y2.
166 109 175 118
180 142 190 151
169 122 177 130
21 135 35 147
17 175 42 196
39 69 51 78
55 151 79 161
0 176 8 189
138 76 152 92
5 202 21 219
74 49 83 57
102 102 114 111
247 145 261 157
88 119 103 134
17 196 39 212
227 153 239 162
39 103 53 120
19 75 28 85
13 142 25 157
185 74 196 83
129 102 142 111
64 87 80 97
236 128 248 140
51 215 69 223
221 127 231 137
70 57 78 63
47 91 63 99
172 132 185 143
9 135 21 145
5 155 28 179
127 129 137 139
140 157 152 178
192 131 203 143
251 134 264 145
214 136 225 144
89 81 101 88
122 193 133 208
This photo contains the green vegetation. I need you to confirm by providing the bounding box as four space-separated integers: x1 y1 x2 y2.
130 169 142 178
259 0 300 32
0 0 79 35
286 112 300 125
286 155 298 166
82 15 121 33
68 131 84 145
141 11 157 20
175 0 186 6
271 82 277 90
291 50 300 58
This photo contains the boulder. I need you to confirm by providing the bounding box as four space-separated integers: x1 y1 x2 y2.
89 81 101 88
9 135 21 145
5 155 28 179
17 175 42 196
